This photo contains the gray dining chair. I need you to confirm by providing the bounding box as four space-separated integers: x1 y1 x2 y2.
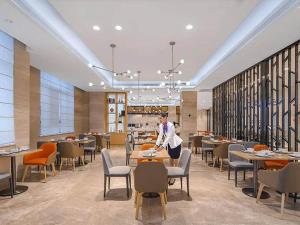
257 162 300 214
134 162 168 220
125 138 132 165
201 136 214 162
244 141 259 149
166 149 192 196
101 149 131 198
0 173 13 198
84 135 97 162
228 144 253 187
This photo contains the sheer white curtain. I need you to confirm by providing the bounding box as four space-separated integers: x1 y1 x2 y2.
0 31 15 147
40 72 74 136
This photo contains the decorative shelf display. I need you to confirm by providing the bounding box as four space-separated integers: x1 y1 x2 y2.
105 92 127 133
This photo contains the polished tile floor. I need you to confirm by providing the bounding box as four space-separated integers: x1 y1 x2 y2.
0 146 300 225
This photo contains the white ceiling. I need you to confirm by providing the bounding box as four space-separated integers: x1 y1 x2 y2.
49 0 259 83
0 0 299 106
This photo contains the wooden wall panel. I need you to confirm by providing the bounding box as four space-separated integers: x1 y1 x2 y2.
89 92 105 133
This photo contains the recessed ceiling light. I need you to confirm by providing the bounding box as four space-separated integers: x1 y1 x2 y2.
180 59 185 64
89 82 94 87
129 90 133 94
185 24 193 30
4 18 13 24
178 71 182 75
121 87 125 90
115 25 122 31
134 73 138 77
130 75 133 79
157 70 161 74
92 25 100 31
88 63 93 68
186 81 191 86
127 70 131 74
100 81 104 86
177 80 181 84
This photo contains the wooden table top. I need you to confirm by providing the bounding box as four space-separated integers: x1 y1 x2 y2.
134 140 156 145
202 139 242 145
231 151 300 161
0 148 41 158
130 149 170 160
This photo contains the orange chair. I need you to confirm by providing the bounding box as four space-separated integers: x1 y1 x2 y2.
253 144 288 170
65 136 76 140
138 144 162 164
140 143 156 151
22 143 57 182
150 135 157 141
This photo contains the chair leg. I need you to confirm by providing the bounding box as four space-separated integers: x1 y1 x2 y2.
234 168 237 187
220 158 223 172
243 169 246 180
129 174 132 191
60 158 63 171
51 163 56 176
228 166 230 180
256 183 265 203
180 177 183 190
213 157 216 167
43 166 47 182
9 177 13 198
164 192 168 204
73 158 76 171
91 152 93 162
104 175 107 198
108 176 111 190
187 175 190 196
134 191 137 208
126 175 129 198
135 192 142 219
281 193 285 215
160 192 167 220
205 152 208 163
94 151 96 160
22 165 29 182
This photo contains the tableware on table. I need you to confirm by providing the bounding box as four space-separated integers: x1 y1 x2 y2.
288 152 300 158
75 138 80 141
245 148 254 153
232 138 237 141
276 148 288 154
255 150 274 157
84 137 88 141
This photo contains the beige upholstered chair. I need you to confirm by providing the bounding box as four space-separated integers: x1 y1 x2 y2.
58 142 85 171
134 162 168 220
213 143 230 171
191 136 202 154
257 162 300 214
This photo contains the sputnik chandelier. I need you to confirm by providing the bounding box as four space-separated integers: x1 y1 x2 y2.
89 43 139 88
157 41 184 96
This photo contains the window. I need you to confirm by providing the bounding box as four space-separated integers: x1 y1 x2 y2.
40 72 74 136
0 31 14 147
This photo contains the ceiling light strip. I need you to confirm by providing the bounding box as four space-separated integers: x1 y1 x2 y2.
191 0 299 85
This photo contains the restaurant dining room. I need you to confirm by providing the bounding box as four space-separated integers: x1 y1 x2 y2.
1 0 300 224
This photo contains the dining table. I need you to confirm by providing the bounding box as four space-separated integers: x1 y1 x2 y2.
0 148 41 196
130 149 170 161
231 150 300 199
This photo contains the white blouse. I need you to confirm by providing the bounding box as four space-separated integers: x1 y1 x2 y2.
156 121 183 149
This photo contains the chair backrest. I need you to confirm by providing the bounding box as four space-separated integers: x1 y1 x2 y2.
134 162 168 193
178 149 192 175
244 141 259 149
101 149 113 175
125 138 132 154
65 136 76 140
58 142 76 158
37 141 48 149
87 135 96 147
278 162 300 193
228 144 245 162
213 143 230 158
94 134 102 149
79 134 86 140
140 143 155 151
254 144 269 151
192 136 202 148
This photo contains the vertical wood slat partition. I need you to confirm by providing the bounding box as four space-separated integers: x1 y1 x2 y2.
213 40 300 151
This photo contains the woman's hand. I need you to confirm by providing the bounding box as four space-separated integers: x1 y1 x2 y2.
157 146 163 151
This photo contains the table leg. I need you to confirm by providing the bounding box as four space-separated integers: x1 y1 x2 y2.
0 155 28 196
242 160 269 199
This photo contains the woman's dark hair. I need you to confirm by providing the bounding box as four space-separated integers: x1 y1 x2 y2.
160 112 168 118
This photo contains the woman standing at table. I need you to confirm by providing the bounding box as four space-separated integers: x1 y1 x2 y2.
155 112 183 185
